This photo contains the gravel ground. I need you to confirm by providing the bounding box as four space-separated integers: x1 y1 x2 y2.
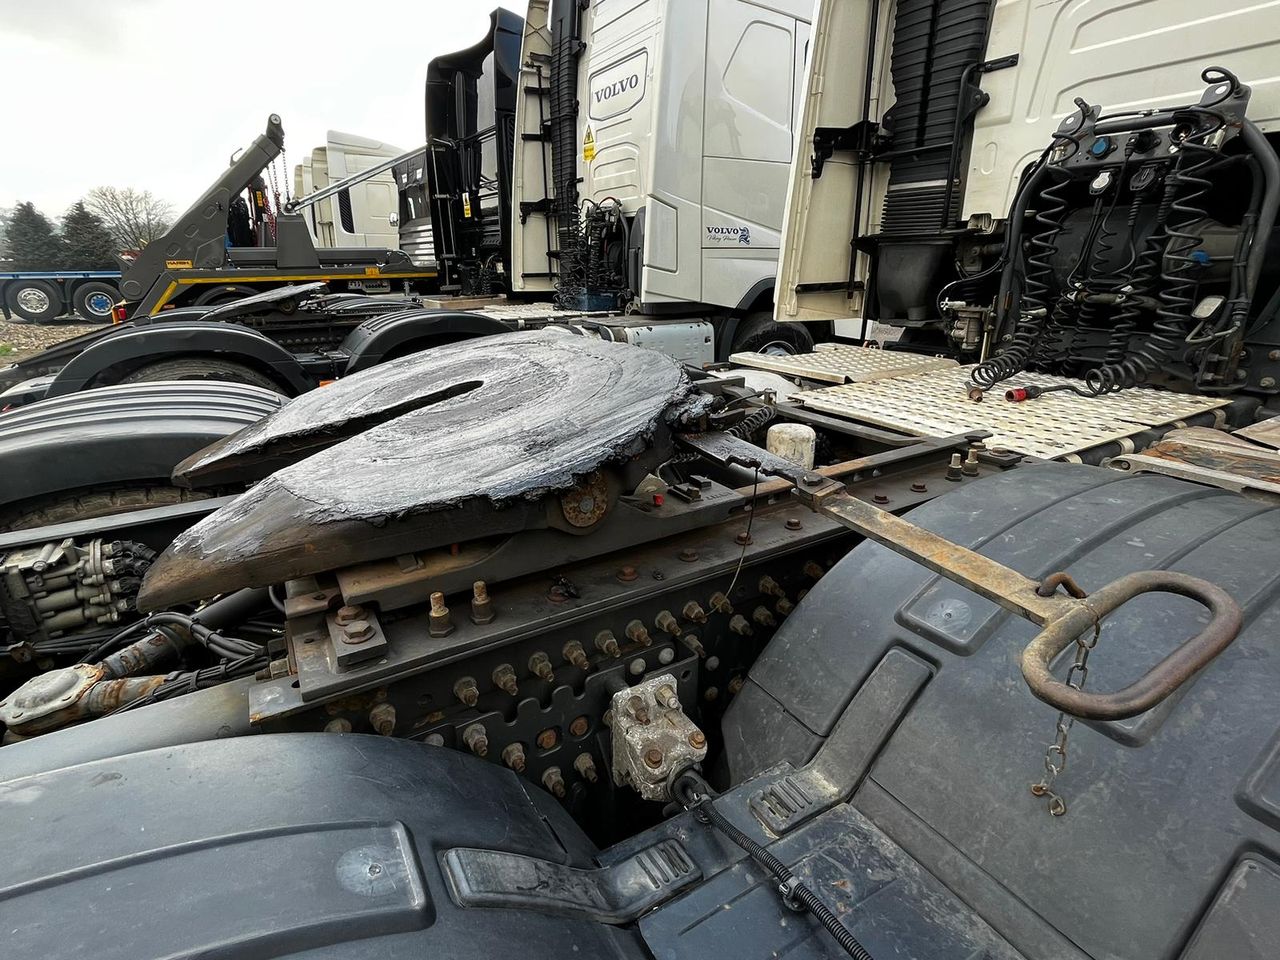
0 318 102 364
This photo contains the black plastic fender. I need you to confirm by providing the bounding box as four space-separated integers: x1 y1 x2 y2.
340 308 512 374
0 380 285 507
0 734 628 960
42 320 316 397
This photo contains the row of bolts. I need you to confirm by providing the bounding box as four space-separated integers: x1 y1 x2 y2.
326 465 970 794
445 568 820 706
325 569 821 798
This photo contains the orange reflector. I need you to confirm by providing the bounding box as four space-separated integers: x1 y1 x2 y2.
318 379 336 387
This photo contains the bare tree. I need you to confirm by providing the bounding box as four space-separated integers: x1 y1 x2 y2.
86 187 175 251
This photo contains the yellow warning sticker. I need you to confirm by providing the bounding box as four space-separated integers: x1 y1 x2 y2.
583 127 596 162
462 192 472 218
165 259 193 269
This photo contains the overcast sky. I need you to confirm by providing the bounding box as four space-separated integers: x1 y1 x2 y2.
0 0 499 217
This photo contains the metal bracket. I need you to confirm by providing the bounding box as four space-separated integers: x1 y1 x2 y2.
519 198 553 224
811 121 877 179
442 839 700 923
677 431 1243 720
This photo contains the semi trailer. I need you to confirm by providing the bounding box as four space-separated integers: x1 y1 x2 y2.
3 2 1279 957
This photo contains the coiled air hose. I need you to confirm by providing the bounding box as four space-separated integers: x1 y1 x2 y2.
673 769 877 960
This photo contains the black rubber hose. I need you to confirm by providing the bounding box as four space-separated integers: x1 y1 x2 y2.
674 772 876 960
193 586 273 629
1241 119 1280 298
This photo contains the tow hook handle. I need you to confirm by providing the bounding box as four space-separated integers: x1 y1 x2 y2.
1020 571 1242 720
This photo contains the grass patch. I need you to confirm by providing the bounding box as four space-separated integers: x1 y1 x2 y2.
0 343 13 357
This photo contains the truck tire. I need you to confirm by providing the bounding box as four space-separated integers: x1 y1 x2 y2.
71 282 119 323
731 312 815 356
4 279 63 324
193 285 258 307
118 357 284 392
0 484 208 533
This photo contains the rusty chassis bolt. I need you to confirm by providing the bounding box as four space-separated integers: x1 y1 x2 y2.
470 580 495 624
562 640 590 670
462 723 489 757
543 766 567 798
529 651 555 681
335 604 364 625
625 620 653 647
429 592 454 637
595 630 621 657
453 676 480 707
501 742 527 772
491 663 519 696
369 703 396 736
682 601 708 624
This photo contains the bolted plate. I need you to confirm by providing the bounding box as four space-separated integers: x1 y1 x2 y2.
139 331 709 611
795 365 1228 460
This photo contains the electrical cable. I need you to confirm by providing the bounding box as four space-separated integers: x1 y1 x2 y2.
722 466 760 602
672 770 876 960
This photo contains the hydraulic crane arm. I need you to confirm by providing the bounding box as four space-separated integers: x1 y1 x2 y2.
117 115 286 304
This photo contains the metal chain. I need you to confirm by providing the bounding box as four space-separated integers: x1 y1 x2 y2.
263 162 280 243
1030 618 1100 816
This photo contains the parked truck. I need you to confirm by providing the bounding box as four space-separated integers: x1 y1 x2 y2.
0 269 124 323
0 132 426 325
2 2 1280 959
0 2 821 404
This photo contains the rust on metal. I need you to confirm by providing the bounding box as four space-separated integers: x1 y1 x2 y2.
1036 571 1088 599
1020 571 1242 720
818 490 1073 625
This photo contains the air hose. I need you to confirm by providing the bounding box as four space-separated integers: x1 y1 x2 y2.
673 770 877 960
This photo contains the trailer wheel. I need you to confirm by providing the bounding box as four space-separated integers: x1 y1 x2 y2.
4 279 63 324
71 281 119 323
0 484 209 533
731 312 815 356
118 357 284 392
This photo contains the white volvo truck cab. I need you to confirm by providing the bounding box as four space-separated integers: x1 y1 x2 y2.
774 0 1280 399
506 0 819 362
293 132 406 253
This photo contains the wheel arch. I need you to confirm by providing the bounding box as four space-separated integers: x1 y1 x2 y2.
43 321 315 398
340 309 512 374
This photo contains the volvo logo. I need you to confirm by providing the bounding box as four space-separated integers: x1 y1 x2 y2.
595 74 640 104
706 225 753 246
588 50 649 121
